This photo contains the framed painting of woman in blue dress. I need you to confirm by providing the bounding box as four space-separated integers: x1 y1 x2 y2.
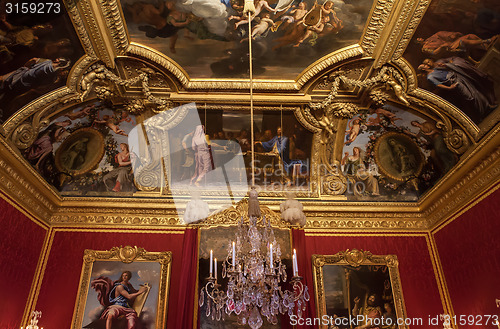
71 246 172 329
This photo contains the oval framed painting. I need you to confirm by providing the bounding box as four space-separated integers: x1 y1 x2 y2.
55 127 105 176
373 131 424 182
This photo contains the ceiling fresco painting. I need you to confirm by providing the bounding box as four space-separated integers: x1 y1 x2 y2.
0 0 85 124
340 104 457 201
22 100 139 194
0 0 498 221
120 0 374 79
21 100 314 197
404 0 500 126
167 108 313 190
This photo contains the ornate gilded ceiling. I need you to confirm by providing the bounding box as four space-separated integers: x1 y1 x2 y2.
0 0 499 229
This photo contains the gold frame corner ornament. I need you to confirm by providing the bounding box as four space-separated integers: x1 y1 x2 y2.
71 246 172 329
312 249 407 329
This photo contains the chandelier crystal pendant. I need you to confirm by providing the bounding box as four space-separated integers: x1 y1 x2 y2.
199 215 310 329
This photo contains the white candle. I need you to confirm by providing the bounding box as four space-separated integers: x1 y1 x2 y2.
293 249 298 276
214 258 217 281
232 241 236 267
210 250 213 276
270 243 273 269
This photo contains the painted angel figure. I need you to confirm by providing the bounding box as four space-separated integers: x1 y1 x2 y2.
345 118 362 145
86 271 149 329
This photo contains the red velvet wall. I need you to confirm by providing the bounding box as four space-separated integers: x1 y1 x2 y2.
434 188 500 328
304 234 444 328
32 231 446 329
34 230 185 329
0 197 47 329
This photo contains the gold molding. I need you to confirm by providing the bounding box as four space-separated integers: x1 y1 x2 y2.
391 0 431 60
0 141 56 223
64 0 98 58
431 183 499 235
425 233 457 329
1 121 498 231
22 227 55 326
98 0 129 55
312 250 408 329
127 44 365 91
360 0 396 56
71 246 172 329
0 0 498 232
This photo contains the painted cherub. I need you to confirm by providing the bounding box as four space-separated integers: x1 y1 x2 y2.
65 104 96 120
240 13 277 41
278 2 308 31
231 0 276 29
344 118 361 145
321 1 342 30
94 112 128 136
293 15 329 47
367 107 402 126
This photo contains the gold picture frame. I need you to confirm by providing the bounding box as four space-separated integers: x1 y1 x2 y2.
71 246 172 329
312 249 408 329
55 127 105 176
373 131 424 182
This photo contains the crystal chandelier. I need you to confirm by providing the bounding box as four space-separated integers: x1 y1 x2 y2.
199 214 310 329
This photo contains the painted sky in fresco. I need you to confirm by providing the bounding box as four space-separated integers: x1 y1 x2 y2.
121 0 373 79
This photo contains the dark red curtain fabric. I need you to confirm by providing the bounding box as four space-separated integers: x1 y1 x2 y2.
292 228 317 329
174 227 199 329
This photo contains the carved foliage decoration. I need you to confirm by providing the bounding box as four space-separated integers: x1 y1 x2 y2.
198 199 288 228
78 64 173 113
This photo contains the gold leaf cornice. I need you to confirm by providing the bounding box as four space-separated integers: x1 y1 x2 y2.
391 0 431 60
425 147 500 229
375 0 430 66
65 0 97 58
295 45 364 88
0 141 56 222
190 199 289 228
360 0 395 55
99 0 128 54
127 44 364 92
74 0 113 66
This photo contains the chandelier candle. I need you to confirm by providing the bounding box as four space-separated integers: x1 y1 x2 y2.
293 249 298 277
210 250 213 277
214 258 217 282
232 242 236 267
